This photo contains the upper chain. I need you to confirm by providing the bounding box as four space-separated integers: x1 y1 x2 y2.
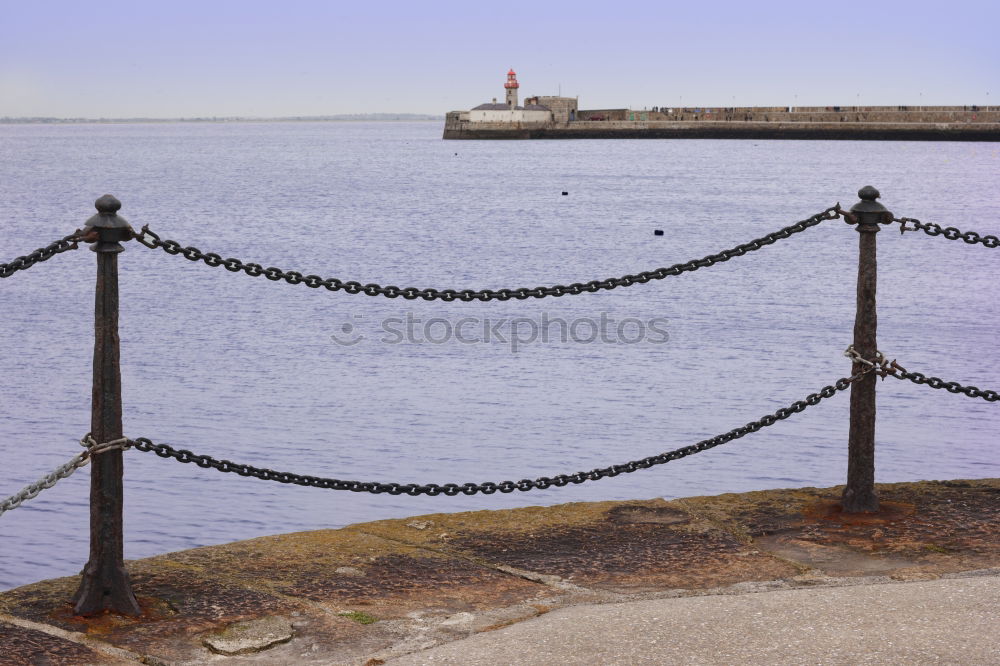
133 206 845 301
894 217 999 248
0 234 81 278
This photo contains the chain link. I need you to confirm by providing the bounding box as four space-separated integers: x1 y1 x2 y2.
0 234 81 279
134 206 844 300
894 217 1000 248
130 370 864 496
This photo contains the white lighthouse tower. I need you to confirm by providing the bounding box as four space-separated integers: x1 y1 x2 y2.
504 69 519 109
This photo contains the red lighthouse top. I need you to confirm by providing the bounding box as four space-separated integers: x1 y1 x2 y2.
504 69 519 89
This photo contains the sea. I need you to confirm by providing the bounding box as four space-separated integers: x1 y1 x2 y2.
1 121 997 590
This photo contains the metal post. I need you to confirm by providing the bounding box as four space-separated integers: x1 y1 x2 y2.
72 195 141 616
841 186 889 513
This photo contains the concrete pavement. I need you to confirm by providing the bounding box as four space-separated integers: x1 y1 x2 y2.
389 574 1000 665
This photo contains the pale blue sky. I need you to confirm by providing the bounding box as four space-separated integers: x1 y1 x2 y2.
2 0 997 117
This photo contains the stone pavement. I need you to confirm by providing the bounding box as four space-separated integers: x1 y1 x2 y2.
0 479 997 664
389 573 1000 665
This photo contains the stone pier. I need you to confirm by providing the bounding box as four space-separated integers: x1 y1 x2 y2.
1 478 997 664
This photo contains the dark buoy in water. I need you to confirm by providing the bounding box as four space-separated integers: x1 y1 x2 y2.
653 229 664 236
561 191 568 196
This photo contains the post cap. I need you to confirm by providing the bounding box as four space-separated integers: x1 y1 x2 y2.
84 194 132 252
850 185 888 215
858 185 879 201
95 194 122 214
85 195 129 230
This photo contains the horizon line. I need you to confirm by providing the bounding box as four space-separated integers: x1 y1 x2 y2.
0 113 445 124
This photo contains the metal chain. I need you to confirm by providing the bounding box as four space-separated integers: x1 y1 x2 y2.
894 217 1000 248
844 346 997 402
133 206 845 301
891 370 999 402
0 435 133 517
130 370 865 496
0 453 89 517
0 234 82 278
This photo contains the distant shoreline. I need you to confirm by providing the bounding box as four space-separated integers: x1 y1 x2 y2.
0 114 443 125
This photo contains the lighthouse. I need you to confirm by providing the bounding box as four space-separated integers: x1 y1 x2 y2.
455 70 575 128
504 69 519 109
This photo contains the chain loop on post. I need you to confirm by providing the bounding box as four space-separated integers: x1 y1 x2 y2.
132 205 846 300
843 345 907 380
80 434 133 456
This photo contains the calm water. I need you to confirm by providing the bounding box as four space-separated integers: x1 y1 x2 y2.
1 122 998 590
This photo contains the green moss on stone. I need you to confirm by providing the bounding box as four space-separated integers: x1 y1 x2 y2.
339 610 378 625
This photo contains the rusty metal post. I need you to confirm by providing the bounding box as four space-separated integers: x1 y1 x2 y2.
72 195 142 616
841 186 889 513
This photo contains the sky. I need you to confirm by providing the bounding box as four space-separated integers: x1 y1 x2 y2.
1 0 998 118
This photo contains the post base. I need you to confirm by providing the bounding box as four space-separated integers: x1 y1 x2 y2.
840 487 880 514
72 561 141 617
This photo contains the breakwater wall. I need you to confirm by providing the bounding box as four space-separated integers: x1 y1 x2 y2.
576 107 1000 123
444 120 1000 141
443 107 1000 141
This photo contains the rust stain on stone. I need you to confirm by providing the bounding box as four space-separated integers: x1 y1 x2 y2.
685 480 1000 577
803 500 916 525
45 595 176 636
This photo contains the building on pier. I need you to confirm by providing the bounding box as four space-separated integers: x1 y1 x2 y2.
461 70 578 124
